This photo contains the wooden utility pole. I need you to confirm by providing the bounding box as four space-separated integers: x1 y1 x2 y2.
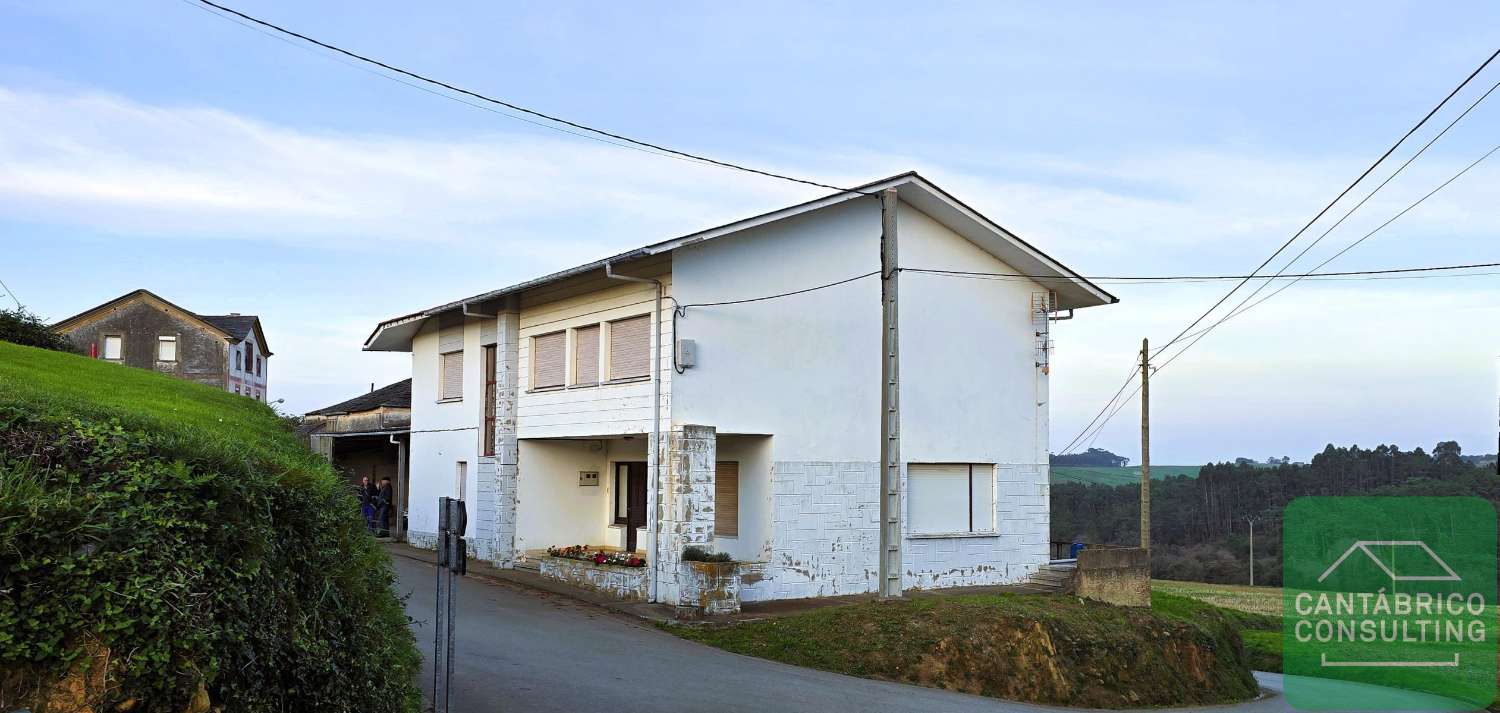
878 188 903 599
1140 338 1151 551
1246 515 1257 587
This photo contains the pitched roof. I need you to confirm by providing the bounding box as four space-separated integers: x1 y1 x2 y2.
306 379 412 416
364 171 1117 352
51 289 272 355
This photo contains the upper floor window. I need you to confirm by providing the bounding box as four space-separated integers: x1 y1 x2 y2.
482 345 497 456
531 331 566 389
607 315 650 380
235 347 243 372
907 463 995 535
572 324 600 385
256 355 263 377
157 335 177 362
102 335 122 360
440 350 464 401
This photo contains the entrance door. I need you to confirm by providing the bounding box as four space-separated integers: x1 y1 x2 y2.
614 462 647 553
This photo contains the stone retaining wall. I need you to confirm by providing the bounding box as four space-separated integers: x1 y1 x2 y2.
1072 547 1150 607
538 556 649 602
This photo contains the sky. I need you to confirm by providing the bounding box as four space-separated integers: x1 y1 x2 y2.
1 1 1496 464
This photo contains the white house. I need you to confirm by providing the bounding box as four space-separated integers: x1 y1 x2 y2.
365 172 1114 608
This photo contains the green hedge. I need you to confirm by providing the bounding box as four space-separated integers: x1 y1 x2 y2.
0 342 419 711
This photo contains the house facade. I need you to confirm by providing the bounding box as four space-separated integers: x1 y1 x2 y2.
52 289 272 401
365 173 1114 606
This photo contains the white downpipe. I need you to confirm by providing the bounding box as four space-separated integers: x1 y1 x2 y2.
604 260 663 603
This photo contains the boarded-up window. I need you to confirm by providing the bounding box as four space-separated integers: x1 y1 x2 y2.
907 464 994 534
532 331 565 389
608 315 650 380
715 461 739 537
157 335 176 361
440 350 464 400
102 335 122 360
573 325 600 384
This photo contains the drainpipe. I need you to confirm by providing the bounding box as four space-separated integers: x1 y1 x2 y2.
604 260 663 603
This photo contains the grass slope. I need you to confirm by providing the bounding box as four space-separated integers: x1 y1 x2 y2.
0 341 419 712
668 592 1259 708
1050 465 1201 486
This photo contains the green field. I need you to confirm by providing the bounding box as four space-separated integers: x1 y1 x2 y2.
1051 465 1201 486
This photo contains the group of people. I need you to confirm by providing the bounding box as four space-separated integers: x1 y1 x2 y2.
358 475 394 538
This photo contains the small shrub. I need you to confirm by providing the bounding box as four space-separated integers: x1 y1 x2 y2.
0 307 75 352
682 545 733 563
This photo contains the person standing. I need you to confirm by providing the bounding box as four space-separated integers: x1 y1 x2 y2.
375 476 394 538
358 476 377 533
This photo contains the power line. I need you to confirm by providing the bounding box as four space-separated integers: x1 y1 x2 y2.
187 0 872 195
1154 47 1500 355
1155 142 1500 369
1152 74 1500 360
901 261 1500 284
1056 138 1500 453
676 271 881 310
0 276 20 310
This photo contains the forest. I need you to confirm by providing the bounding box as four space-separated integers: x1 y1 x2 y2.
1050 441 1499 585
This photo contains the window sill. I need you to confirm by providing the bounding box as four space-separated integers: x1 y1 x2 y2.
907 531 1000 540
602 376 650 386
435 397 463 404
567 382 599 390
526 385 566 394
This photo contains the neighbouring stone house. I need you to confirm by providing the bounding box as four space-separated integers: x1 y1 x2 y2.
52 289 272 401
363 172 1116 612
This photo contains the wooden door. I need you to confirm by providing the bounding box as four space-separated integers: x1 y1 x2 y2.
616 462 647 553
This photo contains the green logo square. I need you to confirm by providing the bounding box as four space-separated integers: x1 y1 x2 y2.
1284 497 1496 710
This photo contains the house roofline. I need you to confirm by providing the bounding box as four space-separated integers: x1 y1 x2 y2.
364 171 1115 351
51 288 237 342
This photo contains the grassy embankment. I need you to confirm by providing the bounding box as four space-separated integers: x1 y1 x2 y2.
668 590 1260 708
0 341 419 711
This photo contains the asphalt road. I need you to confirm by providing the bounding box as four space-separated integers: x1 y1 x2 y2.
393 556 1454 713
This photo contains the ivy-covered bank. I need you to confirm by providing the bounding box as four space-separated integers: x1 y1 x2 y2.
0 341 419 712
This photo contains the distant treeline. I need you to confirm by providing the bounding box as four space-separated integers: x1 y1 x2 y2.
1051 441 1498 586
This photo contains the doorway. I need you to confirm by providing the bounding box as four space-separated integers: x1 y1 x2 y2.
613 461 647 552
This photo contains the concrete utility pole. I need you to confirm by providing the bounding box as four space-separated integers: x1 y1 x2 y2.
878 188 903 599
1140 338 1151 551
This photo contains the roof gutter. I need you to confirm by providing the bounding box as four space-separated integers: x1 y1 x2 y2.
604 259 664 604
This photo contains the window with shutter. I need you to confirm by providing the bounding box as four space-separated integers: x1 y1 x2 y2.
482 345 497 456
440 350 464 400
907 463 995 534
607 315 650 380
532 331 566 389
572 325 600 384
715 461 739 537
102 335 122 360
157 336 176 362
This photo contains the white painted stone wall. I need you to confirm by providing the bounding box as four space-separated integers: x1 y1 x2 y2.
656 424 716 606
539 557 649 602
902 464 1051 590
739 461 881 602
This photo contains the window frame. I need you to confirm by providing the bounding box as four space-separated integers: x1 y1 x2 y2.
715 461 739 538
101 334 123 361
156 335 178 362
570 324 601 387
529 330 567 391
481 345 497 456
604 314 652 382
438 349 465 402
906 463 997 536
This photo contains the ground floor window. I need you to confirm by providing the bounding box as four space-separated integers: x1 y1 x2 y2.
907 463 995 534
715 461 739 537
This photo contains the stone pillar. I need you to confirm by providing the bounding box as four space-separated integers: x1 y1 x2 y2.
490 302 521 568
656 424 715 605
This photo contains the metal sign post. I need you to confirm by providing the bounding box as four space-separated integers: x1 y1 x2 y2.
433 497 466 713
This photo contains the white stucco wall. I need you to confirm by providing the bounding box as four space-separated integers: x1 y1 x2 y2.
407 316 488 541
670 198 882 461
